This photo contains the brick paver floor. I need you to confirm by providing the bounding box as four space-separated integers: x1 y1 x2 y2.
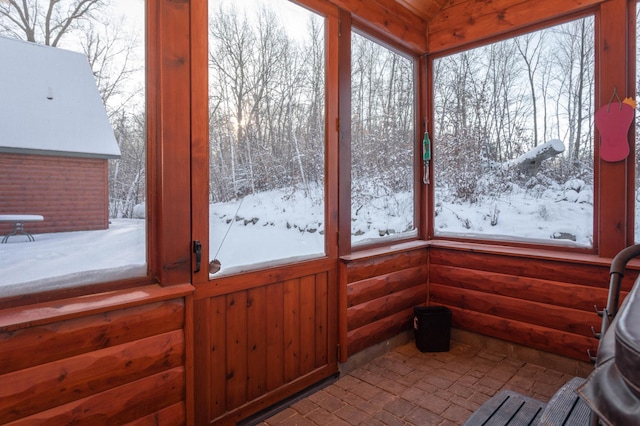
259 340 578 425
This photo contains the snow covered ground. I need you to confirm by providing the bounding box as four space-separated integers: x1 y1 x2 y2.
434 185 594 246
209 189 325 275
0 185 626 298
0 220 146 297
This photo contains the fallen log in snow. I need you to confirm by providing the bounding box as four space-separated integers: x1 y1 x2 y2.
504 139 565 174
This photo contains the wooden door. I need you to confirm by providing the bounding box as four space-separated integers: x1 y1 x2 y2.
192 260 338 424
189 0 340 423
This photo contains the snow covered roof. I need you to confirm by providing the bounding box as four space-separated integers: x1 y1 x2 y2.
0 37 120 159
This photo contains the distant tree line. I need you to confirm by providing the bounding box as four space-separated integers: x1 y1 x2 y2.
350 32 414 219
208 4 415 221
208 5 325 203
433 17 596 203
10 3 637 222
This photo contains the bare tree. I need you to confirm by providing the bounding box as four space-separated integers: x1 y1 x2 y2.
80 18 143 119
0 0 107 46
1 1 142 116
305 15 324 142
209 5 256 196
515 31 545 147
552 19 595 166
208 4 326 201
2 0 147 220
351 32 414 210
433 15 595 206
109 109 146 218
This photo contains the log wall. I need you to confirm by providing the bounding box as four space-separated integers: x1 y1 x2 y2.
340 242 429 359
428 243 639 362
0 284 192 425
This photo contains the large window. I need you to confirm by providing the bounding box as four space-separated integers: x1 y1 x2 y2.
351 32 416 246
208 0 325 275
0 0 146 297
433 17 595 247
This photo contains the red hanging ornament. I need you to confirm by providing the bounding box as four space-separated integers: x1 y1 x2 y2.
595 88 635 163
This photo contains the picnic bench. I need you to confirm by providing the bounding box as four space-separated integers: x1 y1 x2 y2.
0 214 44 243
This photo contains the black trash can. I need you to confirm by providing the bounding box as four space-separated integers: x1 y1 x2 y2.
413 306 451 352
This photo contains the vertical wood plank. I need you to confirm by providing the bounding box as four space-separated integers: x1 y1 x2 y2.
338 9 353 256
193 298 211 426
283 279 301 383
420 53 431 239
315 272 329 368
324 3 340 261
190 0 211 286
183 294 194 426
247 287 267 400
145 0 159 277
300 275 316 375
210 296 227 420
597 0 631 257
225 291 248 410
266 283 284 391
338 261 349 362
327 267 339 366
151 0 192 284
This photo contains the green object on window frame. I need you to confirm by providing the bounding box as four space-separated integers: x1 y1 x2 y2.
422 131 431 161
423 132 431 184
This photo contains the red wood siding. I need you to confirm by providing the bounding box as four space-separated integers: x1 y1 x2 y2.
0 284 192 425
340 244 429 359
0 153 109 235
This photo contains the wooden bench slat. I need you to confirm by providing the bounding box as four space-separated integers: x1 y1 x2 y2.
465 378 592 425
510 400 545 426
538 377 590 426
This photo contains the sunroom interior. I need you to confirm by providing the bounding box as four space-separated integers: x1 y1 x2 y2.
1 0 639 424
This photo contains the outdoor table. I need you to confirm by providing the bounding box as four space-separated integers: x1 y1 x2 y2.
0 215 44 243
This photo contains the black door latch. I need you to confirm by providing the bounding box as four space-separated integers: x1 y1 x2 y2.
193 240 202 273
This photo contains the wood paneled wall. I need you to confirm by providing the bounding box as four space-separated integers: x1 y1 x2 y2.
0 284 192 425
428 243 639 362
193 261 338 425
340 243 429 359
0 153 109 235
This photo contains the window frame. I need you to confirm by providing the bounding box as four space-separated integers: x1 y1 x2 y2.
341 21 425 254
192 0 341 285
0 0 194 309
2 1 635 308
426 11 601 255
